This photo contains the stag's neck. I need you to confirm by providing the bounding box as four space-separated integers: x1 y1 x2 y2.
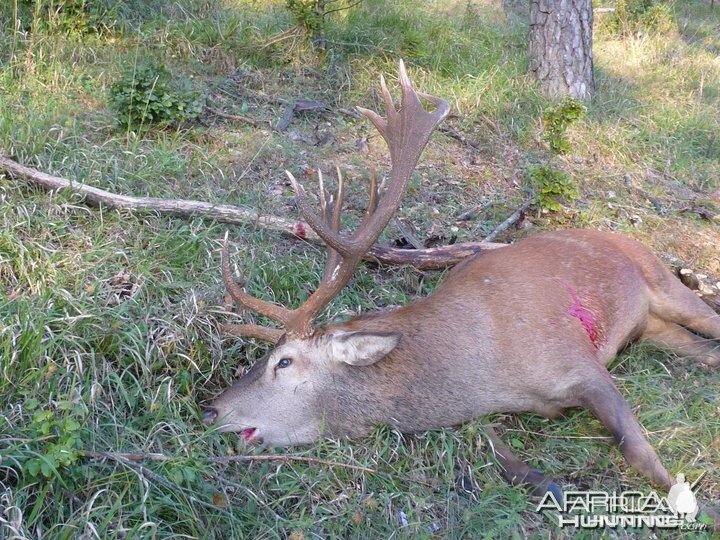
316 296 502 436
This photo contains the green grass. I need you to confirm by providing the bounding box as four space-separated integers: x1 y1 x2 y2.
1 0 719 538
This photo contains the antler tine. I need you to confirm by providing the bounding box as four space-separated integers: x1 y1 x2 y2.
318 169 329 224
222 232 293 326
366 167 378 217
330 166 344 232
321 166 345 282
356 78 389 138
358 167 379 231
286 171 351 257
352 59 450 253
220 323 284 344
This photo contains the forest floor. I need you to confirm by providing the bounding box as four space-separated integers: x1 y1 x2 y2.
1 0 719 538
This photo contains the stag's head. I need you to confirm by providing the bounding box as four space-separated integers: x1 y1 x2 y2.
202 61 449 445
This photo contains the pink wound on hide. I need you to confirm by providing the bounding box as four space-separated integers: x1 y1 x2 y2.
560 280 601 349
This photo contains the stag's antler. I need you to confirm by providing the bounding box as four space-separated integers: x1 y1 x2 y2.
222 60 450 342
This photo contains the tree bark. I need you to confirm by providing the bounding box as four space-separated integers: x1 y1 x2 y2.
529 0 595 100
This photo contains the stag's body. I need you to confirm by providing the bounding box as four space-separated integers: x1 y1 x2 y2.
314 228 657 435
205 64 720 518
319 228 720 432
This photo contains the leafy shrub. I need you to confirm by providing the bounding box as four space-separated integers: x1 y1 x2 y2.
19 0 115 35
542 98 585 155
21 397 85 479
526 164 578 212
286 0 323 34
285 0 362 50
602 0 676 36
109 63 203 131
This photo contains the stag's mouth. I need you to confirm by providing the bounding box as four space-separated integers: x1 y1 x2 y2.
239 427 258 441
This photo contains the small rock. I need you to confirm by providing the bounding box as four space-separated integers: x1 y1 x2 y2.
678 269 700 290
399 511 408 527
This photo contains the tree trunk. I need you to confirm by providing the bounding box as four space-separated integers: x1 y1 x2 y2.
529 0 595 100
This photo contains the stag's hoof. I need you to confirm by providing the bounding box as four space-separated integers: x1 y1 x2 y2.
543 481 564 503
530 476 563 502
524 467 563 502
202 408 218 426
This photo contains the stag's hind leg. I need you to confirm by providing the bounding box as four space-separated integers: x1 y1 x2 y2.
641 317 720 367
578 375 673 490
648 277 720 367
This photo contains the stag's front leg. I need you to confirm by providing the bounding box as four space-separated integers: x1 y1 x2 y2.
483 427 563 500
577 373 673 490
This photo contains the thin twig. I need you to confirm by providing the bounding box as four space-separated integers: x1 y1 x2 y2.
484 199 534 242
82 450 375 473
457 201 493 221
440 126 481 150
337 107 363 119
259 28 301 50
83 451 168 462
82 449 447 491
204 106 265 128
206 454 376 473
322 0 364 17
82 451 235 518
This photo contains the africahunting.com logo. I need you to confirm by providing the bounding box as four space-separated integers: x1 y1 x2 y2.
536 473 708 530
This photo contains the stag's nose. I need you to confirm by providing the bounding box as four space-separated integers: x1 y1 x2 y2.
202 408 218 426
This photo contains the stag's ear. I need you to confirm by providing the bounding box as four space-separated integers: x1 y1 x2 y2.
327 331 401 367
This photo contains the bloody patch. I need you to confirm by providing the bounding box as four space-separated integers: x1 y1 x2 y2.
559 280 601 349
292 222 307 239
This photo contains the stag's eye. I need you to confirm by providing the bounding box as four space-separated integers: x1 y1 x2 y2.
276 358 292 369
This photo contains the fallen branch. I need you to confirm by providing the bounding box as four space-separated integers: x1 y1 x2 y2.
369 240 506 269
3 155 718 306
0 154 315 237
0 154 506 270
483 198 534 242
